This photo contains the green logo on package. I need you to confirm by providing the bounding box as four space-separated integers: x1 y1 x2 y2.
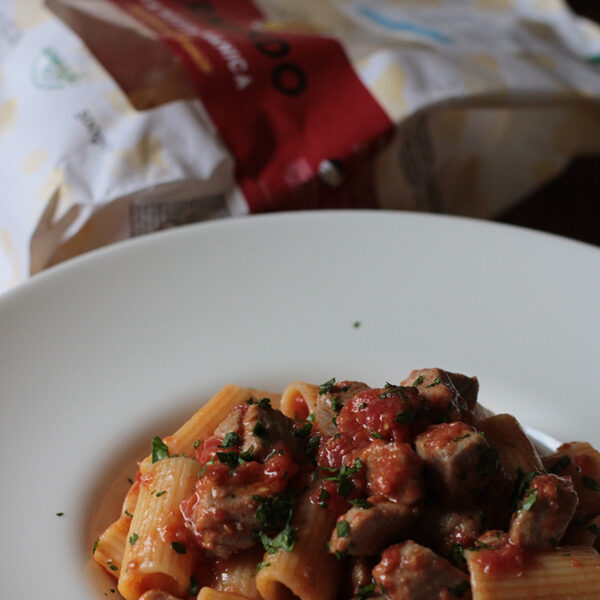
32 47 80 90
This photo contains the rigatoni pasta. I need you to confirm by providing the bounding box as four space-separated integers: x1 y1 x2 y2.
93 371 600 600
466 545 600 600
119 457 202 600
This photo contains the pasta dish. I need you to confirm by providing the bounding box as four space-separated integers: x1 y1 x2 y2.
92 368 600 600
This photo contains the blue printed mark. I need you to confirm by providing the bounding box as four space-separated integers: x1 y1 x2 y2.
356 6 453 44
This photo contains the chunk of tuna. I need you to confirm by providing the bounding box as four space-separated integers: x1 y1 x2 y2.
509 473 578 549
373 541 471 600
415 422 497 505
213 402 307 463
402 368 478 422
329 501 418 557
316 380 370 436
542 442 600 520
362 441 424 507
417 506 484 563
181 480 262 559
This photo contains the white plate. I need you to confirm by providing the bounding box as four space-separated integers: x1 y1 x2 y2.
1 210 598 598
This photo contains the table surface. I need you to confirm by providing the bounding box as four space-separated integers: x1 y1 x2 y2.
497 1 598 247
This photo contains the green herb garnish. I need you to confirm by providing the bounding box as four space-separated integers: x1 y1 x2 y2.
582 476 600 491
216 451 241 468
219 432 241 448
252 421 268 438
319 378 336 394
520 490 539 511
151 436 169 463
349 498 373 509
412 375 425 387
336 521 350 537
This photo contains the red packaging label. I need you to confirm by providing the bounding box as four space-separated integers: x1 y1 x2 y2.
106 0 395 211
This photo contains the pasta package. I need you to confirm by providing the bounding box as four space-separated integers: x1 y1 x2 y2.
2 0 600 291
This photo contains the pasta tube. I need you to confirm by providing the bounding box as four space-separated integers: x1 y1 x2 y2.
280 381 319 420
211 545 263 600
256 492 341 600
118 457 202 600
466 545 600 599
198 588 249 600
140 385 253 473
93 480 140 577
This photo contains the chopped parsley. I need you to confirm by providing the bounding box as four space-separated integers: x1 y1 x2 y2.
254 495 294 532
412 375 425 387
219 432 241 448
582 476 600 491
155 490 166 497
451 543 466 567
306 413 316 423
323 458 363 497
124 510 133 518
359 402 368 409
353 321 361 328
93 539 99 554
426 377 442 388
336 521 350 537
252 420 268 438
319 378 336 395
473 540 491 550
108 564 118 572
306 436 320 453
247 397 272 408
216 451 241 468
171 542 186 554
151 436 169 463
356 582 376 600
511 470 538 512
371 430 384 440
331 397 343 413
334 549 347 560
129 533 138 545
318 488 330 508
127 478 134 484
293 422 313 438
549 455 570 473
260 523 298 554
448 581 470 597
256 561 271 572
520 490 539 511
239 447 254 463
477 447 499 476
253 494 298 554
193 439 200 449
56 512 64 517
189 576 199 596
379 383 405 399
349 498 373 509
393 408 422 425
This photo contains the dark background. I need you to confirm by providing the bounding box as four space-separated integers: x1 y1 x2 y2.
497 0 598 246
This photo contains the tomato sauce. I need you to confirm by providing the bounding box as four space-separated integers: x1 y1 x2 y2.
469 541 535 577
337 387 428 445
292 394 309 421
418 421 474 454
